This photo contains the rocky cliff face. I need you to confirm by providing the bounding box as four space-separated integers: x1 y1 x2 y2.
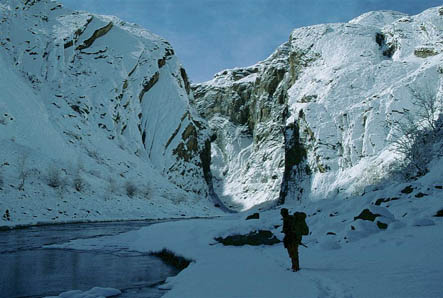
192 44 291 210
0 0 217 224
193 7 443 209
1 1 442 223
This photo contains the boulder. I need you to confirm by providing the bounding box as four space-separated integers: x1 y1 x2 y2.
215 230 280 246
354 209 380 222
246 213 260 220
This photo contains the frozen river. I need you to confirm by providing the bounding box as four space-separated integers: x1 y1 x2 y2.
0 221 179 298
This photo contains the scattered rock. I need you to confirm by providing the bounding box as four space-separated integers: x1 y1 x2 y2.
374 197 399 205
414 47 438 58
215 230 280 246
414 192 428 198
326 232 336 235
374 198 386 206
400 185 414 194
434 185 442 190
376 221 388 230
434 209 443 217
246 213 260 220
354 209 380 222
2 209 10 221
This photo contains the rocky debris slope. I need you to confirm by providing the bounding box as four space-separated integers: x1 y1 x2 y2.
0 0 218 225
192 6 443 209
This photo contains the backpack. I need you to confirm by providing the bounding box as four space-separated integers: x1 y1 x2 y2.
293 212 309 236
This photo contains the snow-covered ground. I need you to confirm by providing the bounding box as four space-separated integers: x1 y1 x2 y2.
1 2 442 296
49 161 443 298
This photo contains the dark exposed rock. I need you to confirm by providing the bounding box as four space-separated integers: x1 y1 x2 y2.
375 32 384 47
246 213 260 220
414 48 438 58
400 185 414 194
138 72 159 102
374 197 399 206
76 22 113 51
158 57 166 68
375 32 396 58
415 192 428 198
215 230 280 246
64 40 73 49
376 221 388 230
3 209 10 221
354 209 380 222
278 121 307 204
180 68 191 95
70 104 81 114
374 198 386 206
434 209 443 217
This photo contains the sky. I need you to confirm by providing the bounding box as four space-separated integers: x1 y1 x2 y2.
59 0 442 82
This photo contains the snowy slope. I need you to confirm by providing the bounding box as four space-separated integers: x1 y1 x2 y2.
0 0 220 227
50 159 443 297
192 6 443 209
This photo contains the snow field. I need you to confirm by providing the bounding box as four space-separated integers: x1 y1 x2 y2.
50 165 443 297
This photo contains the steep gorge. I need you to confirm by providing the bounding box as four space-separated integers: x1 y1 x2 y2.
0 1 442 225
193 7 443 210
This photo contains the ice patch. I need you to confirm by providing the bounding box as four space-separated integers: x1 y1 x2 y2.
45 287 121 298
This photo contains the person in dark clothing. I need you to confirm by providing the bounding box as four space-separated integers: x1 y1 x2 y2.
281 208 309 271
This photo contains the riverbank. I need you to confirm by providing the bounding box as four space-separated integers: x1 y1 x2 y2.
0 219 184 298
0 184 225 229
51 198 443 298
0 215 220 231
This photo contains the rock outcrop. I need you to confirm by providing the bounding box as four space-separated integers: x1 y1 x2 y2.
193 6 443 209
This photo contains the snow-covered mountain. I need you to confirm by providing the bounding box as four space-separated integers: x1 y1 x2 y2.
193 6 443 210
0 0 219 225
1 0 442 226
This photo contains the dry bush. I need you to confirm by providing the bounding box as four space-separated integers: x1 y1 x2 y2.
47 165 62 188
389 90 443 178
125 181 137 197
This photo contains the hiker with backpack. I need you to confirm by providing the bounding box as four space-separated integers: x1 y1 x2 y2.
281 208 309 272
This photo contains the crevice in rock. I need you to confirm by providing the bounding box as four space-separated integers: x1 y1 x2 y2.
278 120 308 205
375 32 396 58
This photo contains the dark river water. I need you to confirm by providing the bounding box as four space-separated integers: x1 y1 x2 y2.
0 221 179 298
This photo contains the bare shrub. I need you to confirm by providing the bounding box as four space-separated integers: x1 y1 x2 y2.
73 160 85 192
389 90 443 178
125 181 137 197
47 165 62 188
142 182 152 199
17 153 30 191
73 175 85 192
149 248 192 271
107 177 118 194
